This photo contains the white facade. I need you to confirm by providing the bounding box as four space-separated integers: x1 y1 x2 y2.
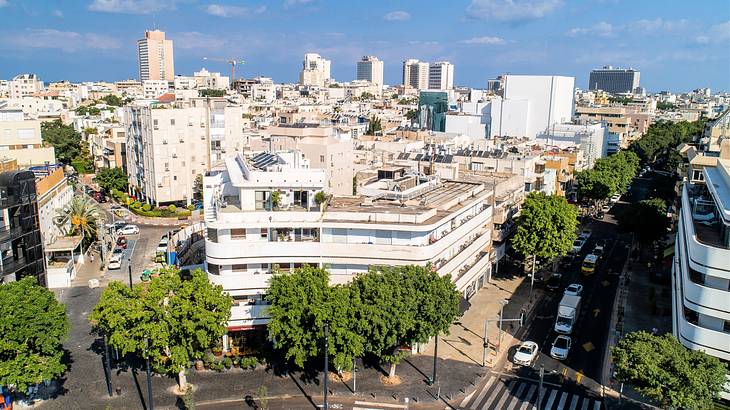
300 53 331 87
488 98 530 138
673 158 730 395
502 75 575 138
124 98 244 205
356 56 384 88
428 61 454 90
143 80 171 99
445 114 486 139
537 123 608 168
204 158 494 328
193 68 229 90
37 169 74 246
9 74 44 99
403 59 429 90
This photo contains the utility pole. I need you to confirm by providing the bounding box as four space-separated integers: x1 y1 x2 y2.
428 334 439 385
104 334 113 397
498 300 508 353
145 337 154 410
352 357 356 394
537 364 544 410
323 323 329 410
128 262 133 290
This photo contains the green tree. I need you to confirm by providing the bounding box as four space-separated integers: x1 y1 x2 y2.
405 109 418 123
102 95 124 106
41 120 82 164
616 197 669 243
575 168 615 201
511 192 578 271
55 195 99 242
612 331 727 409
360 92 375 100
270 191 282 209
656 101 676 111
94 167 128 192
199 89 227 97
193 174 203 201
89 267 231 392
0 277 69 392
365 116 383 135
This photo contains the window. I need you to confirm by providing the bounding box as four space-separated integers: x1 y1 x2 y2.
153 119 158 126
208 263 220 275
255 191 269 210
683 307 699 326
207 228 218 242
170 119 175 126
231 228 246 240
173 176 177 181
320 155 325 163
232 264 248 273
260 228 268 239
692 169 704 181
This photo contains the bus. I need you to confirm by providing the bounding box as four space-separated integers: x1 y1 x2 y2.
581 254 598 275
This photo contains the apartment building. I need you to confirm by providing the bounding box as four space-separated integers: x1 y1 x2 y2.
90 126 127 172
143 80 171 99
402 59 430 90
203 153 494 332
124 98 244 206
588 66 640 94
672 149 730 389
300 53 331 87
356 56 384 89
699 109 730 152
137 30 175 81
0 109 56 166
0 170 46 286
537 123 608 168
502 75 575 139
428 61 454 90
574 105 652 148
35 166 73 246
9 74 44 99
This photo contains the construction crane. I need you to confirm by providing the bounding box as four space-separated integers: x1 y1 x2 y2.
202 57 246 83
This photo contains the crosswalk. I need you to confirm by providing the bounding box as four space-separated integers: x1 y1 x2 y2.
458 374 603 410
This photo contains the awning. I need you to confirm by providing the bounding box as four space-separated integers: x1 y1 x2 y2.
44 236 83 253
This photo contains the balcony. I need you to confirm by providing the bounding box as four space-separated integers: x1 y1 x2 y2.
680 187 730 273
453 251 491 290
230 302 270 322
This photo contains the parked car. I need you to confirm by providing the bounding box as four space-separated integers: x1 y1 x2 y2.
546 273 563 291
601 204 611 213
117 224 139 235
108 258 122 270
581 254 599 275
610 193 621 203
513 341 539 366
116 236 128 249
571 238 586 254
156 237 169 253
593 242 605 258
550 335 571 360
564 283 583 296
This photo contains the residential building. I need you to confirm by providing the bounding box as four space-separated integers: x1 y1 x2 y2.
35 166 73 246
502 75 575 138
299 53 331 87
428 61 454 90
194 68 229 90
137 29 175 81
90 126 127 172
672 146 730 385
143 80 171 99
0 109 56 166
9 74 44 99
402 59 429 90
699 109 730 152
537 123 608 168
588 66 640 94
0 170 45 286
124 97 244 206
356 56 384 89
204 154 494 334
574 105 652 148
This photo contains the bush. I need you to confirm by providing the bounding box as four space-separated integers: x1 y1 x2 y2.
130 201 141 209
167 204 177 213
187 204 195 211
222 357 232 369
142 203 151 212
239 356 258 369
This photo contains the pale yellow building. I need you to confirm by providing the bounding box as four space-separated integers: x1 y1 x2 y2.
137 30 175 81
0 109 56 166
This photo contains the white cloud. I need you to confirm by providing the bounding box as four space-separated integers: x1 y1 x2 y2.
88 0 176 14
694 20 730 44
205 4 266 18
466 0 562 22
173 31 226 49
567 21 615 37
628 18 688 33
383 10 411 21
284 0 312 7
52 9 64 17
459 36 506 45
0 0 8 8
0 29 121 52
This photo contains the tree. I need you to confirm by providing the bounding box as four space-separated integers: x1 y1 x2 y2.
101 95 124 106
41 120 82 164
271 191 282 209
193 174 203 200
405 109 418 123
199 89 227 97
611 331 727 409
616 197 669 243
365 116 383 135
89 267 231 392
95 167 128 192
511 192 579 269
656 101 676 111
575 169 615 201
575 151 640 202
360 92 375 100
55 195 99 243
0 277 70 392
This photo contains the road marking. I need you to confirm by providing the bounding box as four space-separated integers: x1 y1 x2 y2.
469 375 495 409
561 367 568 378
519 385 537 410
491 380 516 410
556 391 568 409
568 394 580 410
506 382 527 410
576 371 583 384
543 388 558 410
459 389 476 408
582 341 595 352
593 308 600 317
354 401 407 409
481 379 512 409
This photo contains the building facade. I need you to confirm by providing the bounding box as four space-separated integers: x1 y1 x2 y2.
9 74 44 99
300 53 331 87
137 30 175 81
402 59 429 90
356 56 384 89
588 66 640 94
502 75 575 139
0 109 56 166
428 61 454 90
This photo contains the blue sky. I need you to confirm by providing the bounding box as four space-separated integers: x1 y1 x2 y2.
0 0 728 92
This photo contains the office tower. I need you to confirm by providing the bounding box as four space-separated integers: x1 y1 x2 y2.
137 30 175 81
418 91 449 132
428 61 454 90
356 56 384 88
0 170 46 286
402 59 429 89
588 66 640 94
299 53 331 87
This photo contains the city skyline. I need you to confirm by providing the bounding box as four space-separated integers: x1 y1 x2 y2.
0 0 727 92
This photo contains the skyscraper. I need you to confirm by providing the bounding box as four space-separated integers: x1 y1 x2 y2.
402 59 429 89
300 53 331 87
428 61 454 90
356 56 384 88
588 66 640 94
137 30 175 81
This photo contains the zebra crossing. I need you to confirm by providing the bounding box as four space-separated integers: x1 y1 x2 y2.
458 374 603 410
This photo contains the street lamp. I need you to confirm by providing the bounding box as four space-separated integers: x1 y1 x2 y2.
323 323 329 410
498 299 508 353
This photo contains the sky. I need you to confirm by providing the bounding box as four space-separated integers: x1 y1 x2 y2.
0 0 728 93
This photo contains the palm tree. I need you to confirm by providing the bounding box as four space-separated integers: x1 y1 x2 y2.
56 196 99 239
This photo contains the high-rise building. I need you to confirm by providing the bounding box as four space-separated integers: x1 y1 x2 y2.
0 170 46 286
402 59 429 89
137 30 175 81
428 61 454 90
356 56 384 88
502 75 575 138
9 74 44 99
299 53 331 87
588 66 640 94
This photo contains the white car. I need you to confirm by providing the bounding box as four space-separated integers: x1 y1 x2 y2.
108 253 122 270
601 204 611 213
550 335 571 360
610 193 621 203
117 224 139 235
571 238 586 254
564 283 583 296
156 237 169 253
512 341 539 366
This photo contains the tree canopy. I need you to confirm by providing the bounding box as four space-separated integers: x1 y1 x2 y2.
511 192 579 261
366 116 383 135
95 167 128 193
75 106 101 116
611 331 727 409
101 95 124 106
41 120 82 164
575 151 640 201
199 89 227 97
0 277 69 392
629 120 705 165
89 267 231 391
616 197 669 243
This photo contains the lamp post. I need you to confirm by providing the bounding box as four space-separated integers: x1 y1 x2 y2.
103 333 113 397
428 333 439 385
498 300 508 353
145 337 154 410
127 262 133 290
323 323 329 410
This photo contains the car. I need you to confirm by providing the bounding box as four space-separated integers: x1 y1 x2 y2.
117 224 139 235
108 259 122 270
593 242 605 257
571 238 586 254
546 273 562 291
112 247 124 257
116 236 128 249
156 237 169 253
610 193 621 203
601 204 611 213
559 256 573 269
513 341 539 366
581 254 599 275
550 335 571 360
564 283 583 296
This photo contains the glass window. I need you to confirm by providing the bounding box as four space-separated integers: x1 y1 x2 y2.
207 228 218 242
231 228 246 240
208 263 220 275
232 264 248 273
260 228 268 239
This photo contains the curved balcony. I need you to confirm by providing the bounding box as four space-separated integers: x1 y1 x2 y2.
675 313 730 361
208 271 271 292
680 191 730 279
